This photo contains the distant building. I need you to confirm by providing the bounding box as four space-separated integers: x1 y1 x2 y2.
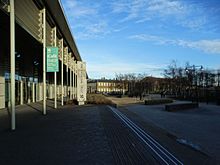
87 79 128 94
87 80 97 94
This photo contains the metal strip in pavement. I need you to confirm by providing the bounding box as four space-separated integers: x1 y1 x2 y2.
107 106 184 165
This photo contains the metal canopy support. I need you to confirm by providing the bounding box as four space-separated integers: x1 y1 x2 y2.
70 56 72 100
74 61 76 99
70 69 72 99
75 61 77 99
66 52 69 102
75 61 78 99
42 8 46 115
53 27 57 109
60 39 64 106
10 0 15 130
72 58 75 100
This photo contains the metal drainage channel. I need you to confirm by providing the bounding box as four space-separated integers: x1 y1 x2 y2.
107 106 184 165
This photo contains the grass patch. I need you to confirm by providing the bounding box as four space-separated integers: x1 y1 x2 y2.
145 99 173 105
86 94 115 105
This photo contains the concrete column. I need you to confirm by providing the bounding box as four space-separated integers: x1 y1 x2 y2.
74 61 77 99
70 69 72 100
0 76 5 109
28 82 31 104
75 74 77 99
72 68 74 99
32 82 35 103
7 82 11 108
63 86 66 97
49 84 54 99
59 85 62 99
20 80 23 105
57 85 60 99
66 64 68 101
39 83 43 101
36 83 39 101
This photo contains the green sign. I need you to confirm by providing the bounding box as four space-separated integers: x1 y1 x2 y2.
46 47 59 72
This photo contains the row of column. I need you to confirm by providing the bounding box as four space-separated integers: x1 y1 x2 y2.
39 8 80 114
8 1 85 130
17 82 76 106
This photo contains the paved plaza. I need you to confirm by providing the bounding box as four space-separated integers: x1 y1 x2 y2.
0 102 114 165
110 96 220 164
0 101 159 165
0 100 217 164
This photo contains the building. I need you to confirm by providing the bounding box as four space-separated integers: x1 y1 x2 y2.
87 80 97 94
0 0 87 129
87 79 128 94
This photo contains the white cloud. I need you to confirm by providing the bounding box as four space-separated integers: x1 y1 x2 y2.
74 21 111 40
147 0 186 14
87 61 166 78
61 0 218 40
62 0 96 18
111 0 186 18
129 34 220 54
178 39 220 54
129 34 174 45
61 0 110 40
111 1 129 13
180 17 207 31
111 0 208 30
86 21 108 34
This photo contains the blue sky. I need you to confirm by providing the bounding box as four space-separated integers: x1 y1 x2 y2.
61 0 220 79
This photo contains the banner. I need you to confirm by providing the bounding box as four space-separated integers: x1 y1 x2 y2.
77 61 87 103
46 47 59 72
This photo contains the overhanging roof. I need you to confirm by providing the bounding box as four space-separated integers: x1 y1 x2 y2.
43 0 82 61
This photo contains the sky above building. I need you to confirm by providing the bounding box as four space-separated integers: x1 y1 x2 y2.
61 0 220 79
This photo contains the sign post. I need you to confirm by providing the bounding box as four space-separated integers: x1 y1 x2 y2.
46 47 59 109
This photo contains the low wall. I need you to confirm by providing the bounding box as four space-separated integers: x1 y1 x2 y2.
165 103 199 112
144 99 173 105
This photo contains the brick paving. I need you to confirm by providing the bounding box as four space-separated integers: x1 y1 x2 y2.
0 102 113 165
0 101 158 165
0 100 217 165
100 106 158 164
108 96 218 164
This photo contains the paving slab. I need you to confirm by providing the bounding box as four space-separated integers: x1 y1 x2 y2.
119 103 220 164
0 102 114 165
1 99 217 164
0 101 159 165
